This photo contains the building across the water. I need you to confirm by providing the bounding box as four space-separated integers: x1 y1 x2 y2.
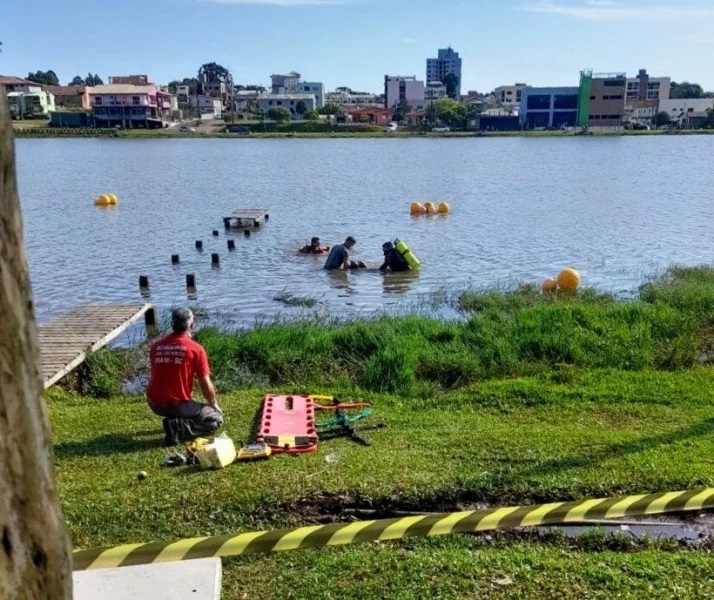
577 70 627 129
519 86 579 129
89 84 172 128
426 47 462 97
384 75 426 111
624 69 671 125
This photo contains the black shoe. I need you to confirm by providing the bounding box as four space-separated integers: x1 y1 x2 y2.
162 419 179 447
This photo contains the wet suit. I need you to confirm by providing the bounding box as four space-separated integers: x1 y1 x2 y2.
380 247 410 272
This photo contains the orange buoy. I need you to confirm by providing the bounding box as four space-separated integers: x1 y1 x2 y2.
410 201 424 215
557 268 581 291
437 202 450 214
541 278 558 293
424 201 437 214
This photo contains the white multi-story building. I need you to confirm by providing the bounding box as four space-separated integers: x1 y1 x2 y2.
271 72 301 93
325 90 382 107
492 84 529 110
271 72 324 107
626 70 671 102
189 95 222 119
256 94 317 118
426 47 462 96
659 97 714 125
623 69 671 125
384 75 425 111
234 90 261 116
425 81 448 101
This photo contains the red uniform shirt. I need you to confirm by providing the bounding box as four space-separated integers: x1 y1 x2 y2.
147 333 210 408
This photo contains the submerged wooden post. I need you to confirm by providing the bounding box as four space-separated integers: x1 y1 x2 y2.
211 253 220 267
244 229 251 237
227 240 236 251
171 254 180 265
195 240 203 251
186 273 196 290
139 275 150 297
212 230 219 237
0 88 72 598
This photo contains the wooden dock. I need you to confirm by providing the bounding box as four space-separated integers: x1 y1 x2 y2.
222 208 269 229
38 303 153 388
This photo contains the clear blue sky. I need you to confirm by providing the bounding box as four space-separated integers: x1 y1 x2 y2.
2 0 713 92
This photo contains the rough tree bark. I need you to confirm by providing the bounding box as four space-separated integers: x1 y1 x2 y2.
0 91 73 597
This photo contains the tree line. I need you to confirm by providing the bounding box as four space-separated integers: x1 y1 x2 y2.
25 71 104 86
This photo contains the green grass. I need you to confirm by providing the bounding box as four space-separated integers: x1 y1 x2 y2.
50 266 714 597
225 536 714 600
191 268 714 395
51 367 714 597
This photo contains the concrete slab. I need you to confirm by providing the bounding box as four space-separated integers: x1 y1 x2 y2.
73 558 222 600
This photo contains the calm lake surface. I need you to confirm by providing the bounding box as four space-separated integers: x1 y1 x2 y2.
15 136 714 326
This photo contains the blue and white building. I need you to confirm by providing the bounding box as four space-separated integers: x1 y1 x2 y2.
519 87 580 129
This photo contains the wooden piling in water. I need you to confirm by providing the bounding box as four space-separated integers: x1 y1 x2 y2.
211 253 220 267
212 230 219 237
244 229 251 237
227 240 236 251
195 240 203 251
186 274 196 289
144 306 158 337
171 254 180 265
139 275 149 290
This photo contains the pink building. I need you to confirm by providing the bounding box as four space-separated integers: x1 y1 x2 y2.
45 85 92 110
90 84 172 128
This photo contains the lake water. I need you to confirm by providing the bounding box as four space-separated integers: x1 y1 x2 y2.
15 136 714 326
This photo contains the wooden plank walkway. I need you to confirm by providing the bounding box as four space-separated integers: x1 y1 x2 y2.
222 208 269 229
38 303 153 388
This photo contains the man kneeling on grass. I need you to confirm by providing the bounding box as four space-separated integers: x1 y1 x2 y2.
147 308 223 446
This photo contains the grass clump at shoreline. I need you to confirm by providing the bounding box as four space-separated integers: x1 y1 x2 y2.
192 267 714 395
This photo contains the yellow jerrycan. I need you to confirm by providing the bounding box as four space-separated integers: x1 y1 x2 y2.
394 239 421 269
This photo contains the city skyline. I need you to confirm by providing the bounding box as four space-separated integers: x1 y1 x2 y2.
2 0 714 92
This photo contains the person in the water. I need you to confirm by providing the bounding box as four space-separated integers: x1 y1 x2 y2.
300 237 330 255
323 236 366 270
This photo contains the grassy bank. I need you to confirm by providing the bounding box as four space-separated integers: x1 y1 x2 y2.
193 268 714 396
51 266 714 598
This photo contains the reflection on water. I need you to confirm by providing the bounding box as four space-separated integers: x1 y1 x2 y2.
15 136 714 326
382 269 421 296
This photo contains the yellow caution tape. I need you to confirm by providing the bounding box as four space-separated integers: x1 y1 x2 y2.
73 488 714 571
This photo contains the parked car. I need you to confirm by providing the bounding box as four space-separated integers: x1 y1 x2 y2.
179 125 195 133
432 126 450 133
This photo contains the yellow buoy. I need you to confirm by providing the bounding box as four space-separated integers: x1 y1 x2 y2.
94 194 111 206
424 201 437 214
437 202 450 214
107 193 118 204
557 268 581 291
541 278 558 293
410 202 424 215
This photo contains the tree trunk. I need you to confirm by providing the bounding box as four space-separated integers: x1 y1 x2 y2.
0 90 73 597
